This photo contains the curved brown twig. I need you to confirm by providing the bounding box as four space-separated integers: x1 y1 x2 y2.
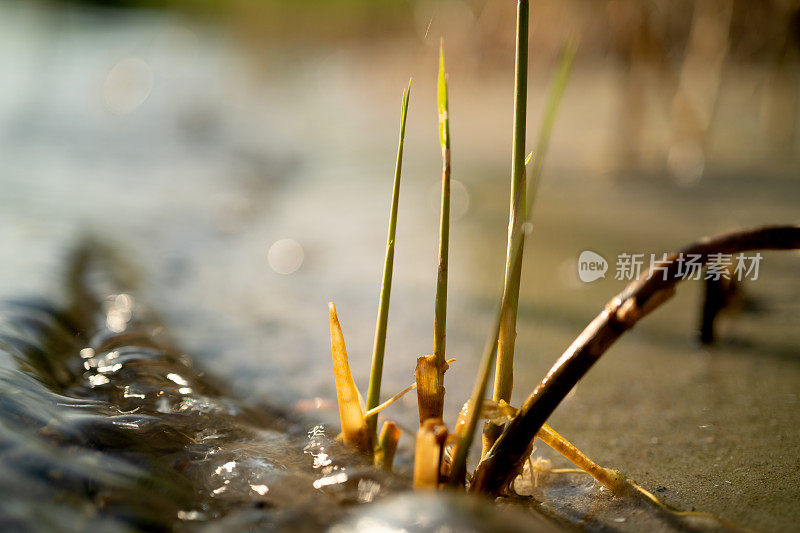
472 225 800 495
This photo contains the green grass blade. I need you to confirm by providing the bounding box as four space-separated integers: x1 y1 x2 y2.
448 38 577 486
527 39 577 206
485 0 530 456
433 38 451 370
448 291 508 485
418 39 451 426
365 80 412 440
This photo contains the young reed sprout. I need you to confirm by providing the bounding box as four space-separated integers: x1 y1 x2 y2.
486 45 577 455
416 39 451 425
483 38 579 456
434 39 451 371
448 41 576 486
376 421 402 471
328 302 371 453
325 4 576 492
366 80 412 442
483 0 530 457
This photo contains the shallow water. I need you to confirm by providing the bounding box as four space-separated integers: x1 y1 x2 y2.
0 247 409 531
1 3 799 531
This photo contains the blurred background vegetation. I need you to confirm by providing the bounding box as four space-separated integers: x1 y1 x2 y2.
38 0 800 179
